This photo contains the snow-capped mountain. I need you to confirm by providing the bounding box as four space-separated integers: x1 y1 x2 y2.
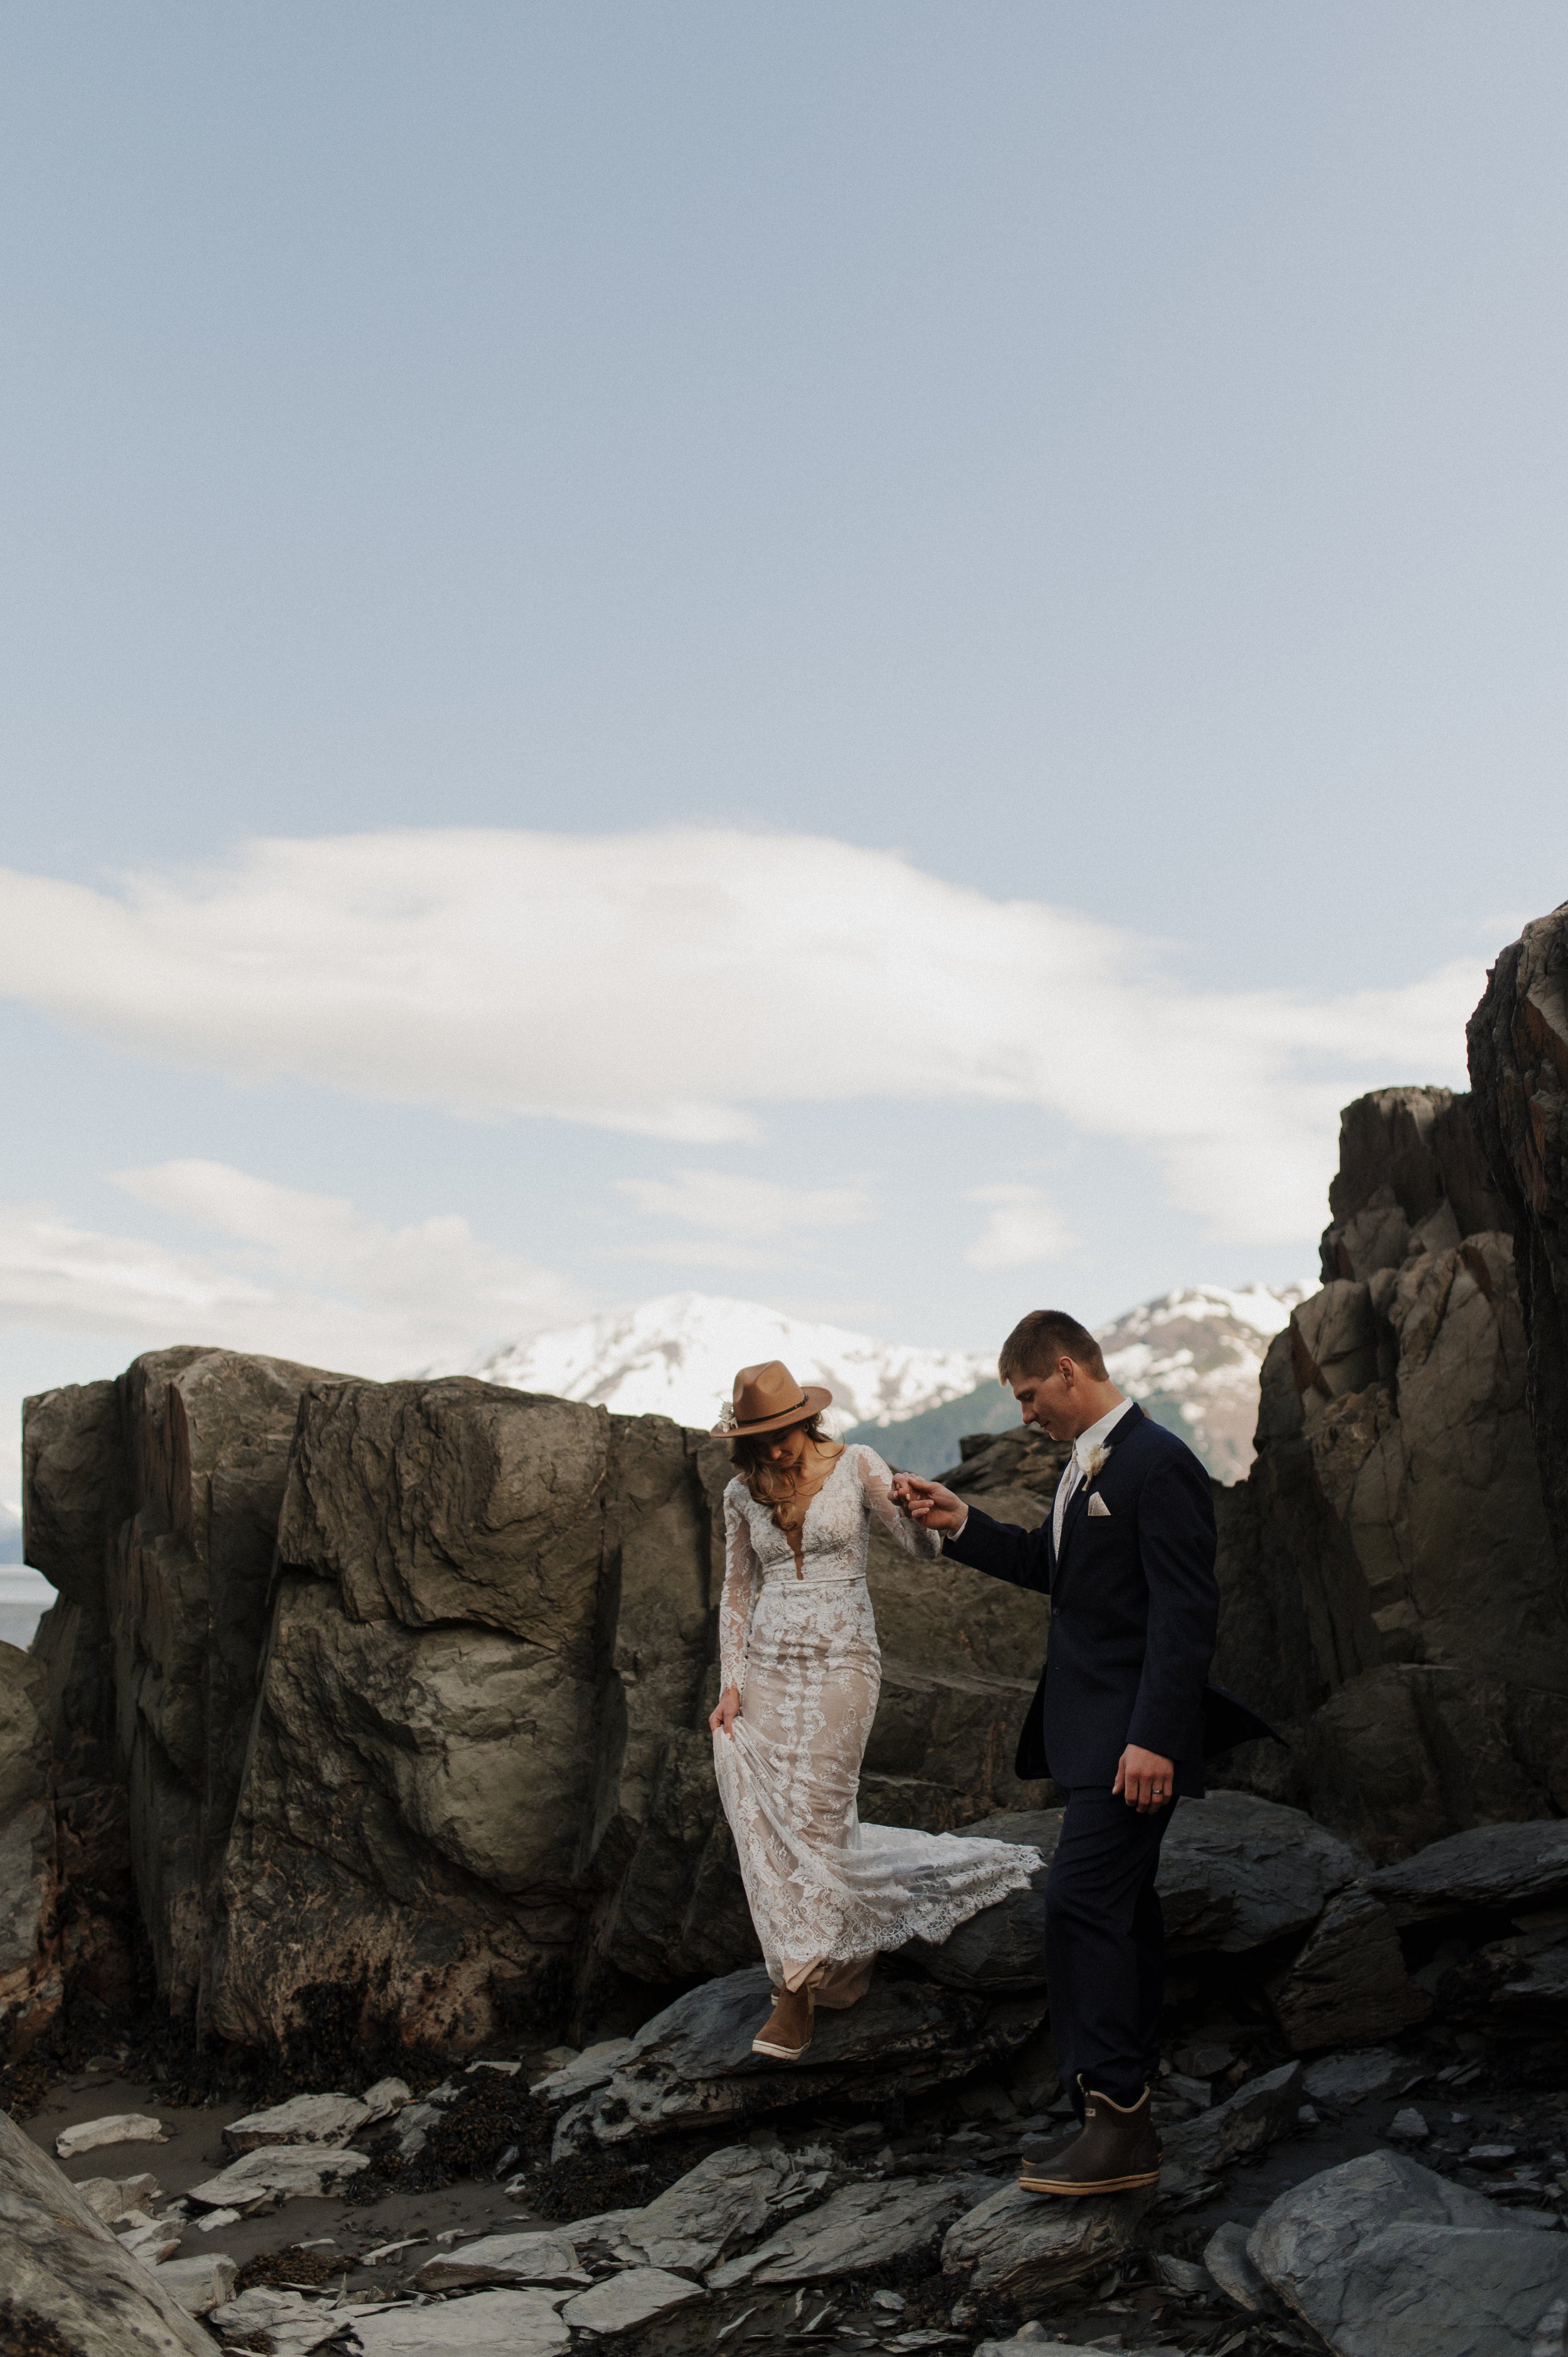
1096 1283 1310 1482
454 1292 993 1432
448 1280 1310 1478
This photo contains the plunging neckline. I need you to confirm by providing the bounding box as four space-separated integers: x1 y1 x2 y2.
763 1444 849 1576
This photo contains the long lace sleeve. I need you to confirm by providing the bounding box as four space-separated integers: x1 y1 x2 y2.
854 1444 942 1560
719 1484 763 1694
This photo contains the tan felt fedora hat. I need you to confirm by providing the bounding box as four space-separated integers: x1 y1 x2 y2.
712 1359 833 1438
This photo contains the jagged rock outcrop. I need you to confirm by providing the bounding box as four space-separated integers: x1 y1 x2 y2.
0 2102 213 2356
1467 900 1568 1587
18 1359 1050 2053
23 1349 345 2025
1203 1082 1565 1858
0 1639 58 2051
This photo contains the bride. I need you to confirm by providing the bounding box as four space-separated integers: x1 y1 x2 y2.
709 1359 1041 2060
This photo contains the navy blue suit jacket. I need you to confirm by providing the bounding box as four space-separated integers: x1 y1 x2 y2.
944 1403 1260 1798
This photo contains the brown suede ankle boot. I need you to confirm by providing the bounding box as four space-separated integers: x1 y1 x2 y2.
752 1984 815 2059
1016 2082 1159 2195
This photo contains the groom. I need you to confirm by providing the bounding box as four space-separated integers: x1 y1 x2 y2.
896 1308 1268 2199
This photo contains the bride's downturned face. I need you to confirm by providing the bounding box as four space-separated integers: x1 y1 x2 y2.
763 1423 812 1468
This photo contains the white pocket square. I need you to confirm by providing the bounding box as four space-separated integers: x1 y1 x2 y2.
1086 1492 1111 1518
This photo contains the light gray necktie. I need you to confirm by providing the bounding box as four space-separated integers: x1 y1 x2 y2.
1052 1451 1082 1553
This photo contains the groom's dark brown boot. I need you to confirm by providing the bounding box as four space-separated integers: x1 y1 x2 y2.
1017 2083 1159 2195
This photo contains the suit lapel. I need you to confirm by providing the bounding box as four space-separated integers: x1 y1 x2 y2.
1054 1403 1145 1580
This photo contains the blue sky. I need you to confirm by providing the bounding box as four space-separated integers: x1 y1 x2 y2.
2 1 1565 1500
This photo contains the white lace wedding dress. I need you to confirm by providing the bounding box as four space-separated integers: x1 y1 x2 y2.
712 1442 1041 2000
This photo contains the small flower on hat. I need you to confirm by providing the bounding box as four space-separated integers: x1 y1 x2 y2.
716 1400 738 1433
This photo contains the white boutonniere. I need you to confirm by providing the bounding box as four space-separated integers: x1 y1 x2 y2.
1078 1439 1111 1482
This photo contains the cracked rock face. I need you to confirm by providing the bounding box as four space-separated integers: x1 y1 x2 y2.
1248 2149 1568 2357
1468 898 1568 1592
1210 1078 1565 1860
0 2103 213 2357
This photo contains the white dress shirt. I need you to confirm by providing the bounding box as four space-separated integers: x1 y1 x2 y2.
943 1394 1133 1550
1051 1395 1135 1551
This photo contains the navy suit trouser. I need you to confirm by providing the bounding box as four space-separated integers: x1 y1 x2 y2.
1046 1786 1177 2114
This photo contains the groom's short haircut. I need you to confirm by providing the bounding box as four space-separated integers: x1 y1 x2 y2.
999 1310 1107 1384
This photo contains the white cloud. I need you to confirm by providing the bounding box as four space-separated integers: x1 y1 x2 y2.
963 1185 1079 1271
0 829 1483 1243
0 1163 585 1376
611 1166 871 1267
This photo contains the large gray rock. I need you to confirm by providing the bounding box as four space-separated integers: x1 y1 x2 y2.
0 1637 59 2054
1267 1889 1430 2050
1367 1817 1568 1920
1211 1079 1567 1860
1468 902 1568 1592
1158 1792 1363 1951
553 1965 1046 2149
906 1791 1362 1995
0 2102 213 2356
941 2179 1156 2297
1249 2149 1568 2356
711 2174 997 2286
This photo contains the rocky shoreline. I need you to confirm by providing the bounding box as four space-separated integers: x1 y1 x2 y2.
4 899 1568 2357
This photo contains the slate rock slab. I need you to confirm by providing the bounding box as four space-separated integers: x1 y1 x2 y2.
554 1966 1045 2149
531 2038 637 2099
211 2287 352 2354
1268 1890 1430 2050
149 2255 238 2316
1202 2220 1272 2312
1308 2222 1568 2356
75 2169 162 2223
223 2090 376 2151
1158 1792 1363 1952
1302 2048 1403 2105
1162 2060 1301 2176
350 2290 573 2355
711 2174 998 2286
1367 1819 1568 1922
188 2139 370 2210
415 2229 585 2290
0 2104 213 2357
977 2344 1182 2357
575 2141 830 2273
561 2267 706 2334
56 2110 167 2157
941 2179 1156 2298
1246 2150 1568 2356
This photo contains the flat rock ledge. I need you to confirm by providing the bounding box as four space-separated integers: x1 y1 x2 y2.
546 1965 1046 2153
941 2181 1158 2299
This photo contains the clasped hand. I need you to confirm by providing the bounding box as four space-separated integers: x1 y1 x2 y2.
889 1473 965 1530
